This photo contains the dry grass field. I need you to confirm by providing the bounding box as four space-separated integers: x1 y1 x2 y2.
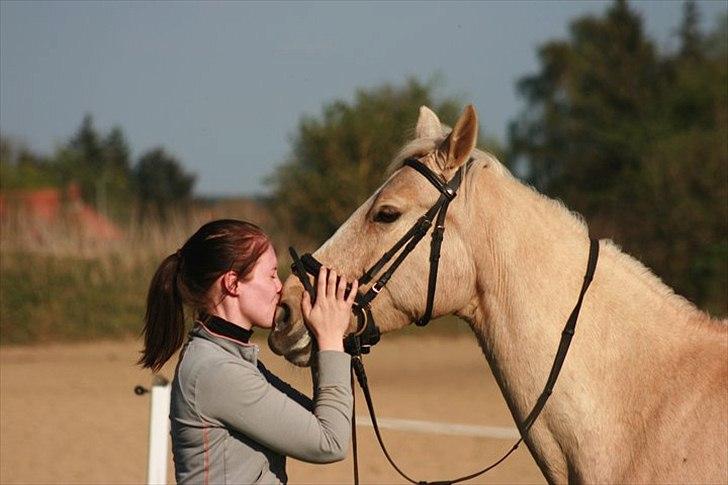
0 333 545 484
0 201 544 484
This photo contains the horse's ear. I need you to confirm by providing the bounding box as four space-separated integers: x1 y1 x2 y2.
415 106 444 139
438 105 478 171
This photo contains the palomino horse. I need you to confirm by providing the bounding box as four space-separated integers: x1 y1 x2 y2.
269 105 728 483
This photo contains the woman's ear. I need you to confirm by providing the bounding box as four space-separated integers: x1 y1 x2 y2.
221 270 239 296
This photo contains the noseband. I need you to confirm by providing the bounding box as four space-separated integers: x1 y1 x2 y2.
289 156 473 354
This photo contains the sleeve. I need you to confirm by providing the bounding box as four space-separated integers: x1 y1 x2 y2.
257 360 314 412
196 350 352 464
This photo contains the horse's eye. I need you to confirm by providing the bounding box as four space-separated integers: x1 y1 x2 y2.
373 207 401 224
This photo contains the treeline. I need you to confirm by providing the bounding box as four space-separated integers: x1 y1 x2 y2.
0 115 196 221
269 1 727 315
1 0 724 316
509 0 727 314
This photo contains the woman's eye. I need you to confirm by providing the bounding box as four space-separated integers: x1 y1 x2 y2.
373 208 401 224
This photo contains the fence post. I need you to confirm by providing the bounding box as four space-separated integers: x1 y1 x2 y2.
146 375 171 485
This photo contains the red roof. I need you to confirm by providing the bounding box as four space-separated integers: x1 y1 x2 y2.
0 184 122 241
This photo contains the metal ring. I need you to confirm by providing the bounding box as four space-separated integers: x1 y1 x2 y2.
353 305 369 336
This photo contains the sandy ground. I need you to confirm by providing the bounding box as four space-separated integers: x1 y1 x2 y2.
0 334 545 484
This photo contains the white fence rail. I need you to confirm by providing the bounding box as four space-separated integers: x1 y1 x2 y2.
143 375 171 485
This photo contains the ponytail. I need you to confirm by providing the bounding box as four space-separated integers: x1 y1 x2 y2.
138 252 186 372
138 219 271 372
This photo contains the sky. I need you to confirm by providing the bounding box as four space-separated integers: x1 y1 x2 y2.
1 1 726 197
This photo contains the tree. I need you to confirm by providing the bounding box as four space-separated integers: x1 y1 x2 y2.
3 116 197 224
678 0 703 60
99 126 134 219
0 135 59 190
268 76 500 246
64 114 102 203
704 11 728 58
509 0 662 214
635 5 727 312
134 147 196 221
58 115 136 220
69 114 103 168
508 0 727 314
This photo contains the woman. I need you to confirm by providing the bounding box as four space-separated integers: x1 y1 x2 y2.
138 219 358 484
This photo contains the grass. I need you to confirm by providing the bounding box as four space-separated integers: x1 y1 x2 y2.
0 249 473 345
0 200 475 346
0 251 154 344
0 202 259 345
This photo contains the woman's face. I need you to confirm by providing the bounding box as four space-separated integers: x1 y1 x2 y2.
237 245 283 329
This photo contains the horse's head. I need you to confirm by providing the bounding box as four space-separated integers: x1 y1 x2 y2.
269 105 482 366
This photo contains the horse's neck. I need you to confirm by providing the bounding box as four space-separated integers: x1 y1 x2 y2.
459 173 706 481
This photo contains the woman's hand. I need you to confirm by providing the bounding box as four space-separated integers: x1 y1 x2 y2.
301 266 358 352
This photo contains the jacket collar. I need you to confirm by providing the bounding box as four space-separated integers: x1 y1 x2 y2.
203 314 253 343
190 321 259 365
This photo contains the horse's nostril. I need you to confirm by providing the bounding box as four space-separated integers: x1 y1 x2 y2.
275 303 291 330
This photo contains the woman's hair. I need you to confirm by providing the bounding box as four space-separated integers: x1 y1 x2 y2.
138 219 271 372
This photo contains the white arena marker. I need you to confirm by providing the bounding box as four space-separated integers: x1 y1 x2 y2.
147 375 172 485
355 416 520 440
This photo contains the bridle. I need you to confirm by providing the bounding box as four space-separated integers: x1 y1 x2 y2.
289 155 600 484
290 156 470 354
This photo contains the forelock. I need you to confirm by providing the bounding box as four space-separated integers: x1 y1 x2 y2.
385 137 441 177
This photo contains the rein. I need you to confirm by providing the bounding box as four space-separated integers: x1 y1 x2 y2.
351 238 599 485
288 156 600 484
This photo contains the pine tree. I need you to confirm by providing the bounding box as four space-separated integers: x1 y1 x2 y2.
678 0 703 60
134 147 196 222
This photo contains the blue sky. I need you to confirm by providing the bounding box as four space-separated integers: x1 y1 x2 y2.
1 1 725 196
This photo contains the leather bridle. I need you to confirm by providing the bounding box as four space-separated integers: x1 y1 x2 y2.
288 156 600 484
289 156 472 353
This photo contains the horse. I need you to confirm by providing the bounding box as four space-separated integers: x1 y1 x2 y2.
268 104 728 483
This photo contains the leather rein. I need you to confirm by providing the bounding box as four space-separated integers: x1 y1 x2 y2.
289 156 600 484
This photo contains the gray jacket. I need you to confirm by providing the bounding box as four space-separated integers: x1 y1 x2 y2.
170 323 352 484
